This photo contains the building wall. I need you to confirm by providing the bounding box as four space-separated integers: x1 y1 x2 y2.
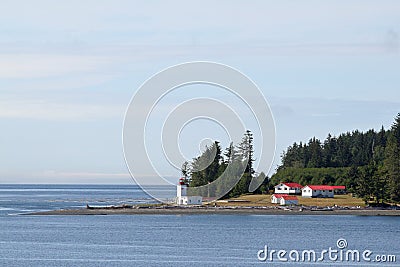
187 196 202 205
280 199 298 205
302 187 313 197
177 185 187 197
275 184 289 194
289 188 301 194
274 184 301 194
271 196 280 204
176 196 202 205
321 190 334 198
302 187 334 198
334 189 346 195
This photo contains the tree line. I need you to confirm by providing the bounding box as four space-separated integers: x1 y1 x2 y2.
181 114 400 204
271 113 400 204
181 130 267 198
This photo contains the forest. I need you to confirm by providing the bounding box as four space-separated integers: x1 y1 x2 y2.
182 114 400 203
272 113 400 204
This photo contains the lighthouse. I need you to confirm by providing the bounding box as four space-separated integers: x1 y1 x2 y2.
177 177 187 197
176 178 202 205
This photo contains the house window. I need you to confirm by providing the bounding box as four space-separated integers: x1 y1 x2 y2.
329 190 332 192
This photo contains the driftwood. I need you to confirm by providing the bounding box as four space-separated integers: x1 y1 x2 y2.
86 204 133 210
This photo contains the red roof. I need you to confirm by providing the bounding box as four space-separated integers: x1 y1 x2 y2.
332 186 346 190
271 194 288 198
281 195 298 200
277 182 303 188
305 185 334 190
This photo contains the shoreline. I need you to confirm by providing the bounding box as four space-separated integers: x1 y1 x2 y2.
24 206 400 216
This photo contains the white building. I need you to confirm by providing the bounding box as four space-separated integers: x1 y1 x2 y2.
279 195 298 205
271 194 287 204
302 185 334 198
176 178 203 205
274 182 303 194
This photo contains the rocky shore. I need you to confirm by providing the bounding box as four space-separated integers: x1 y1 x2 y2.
25 205 400 216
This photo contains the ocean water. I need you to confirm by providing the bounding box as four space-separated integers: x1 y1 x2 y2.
0 184 170 216
0 185 399 267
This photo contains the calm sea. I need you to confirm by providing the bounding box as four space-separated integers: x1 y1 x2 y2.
0 184 399 266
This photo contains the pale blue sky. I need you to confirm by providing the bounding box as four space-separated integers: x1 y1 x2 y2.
0 1 399 184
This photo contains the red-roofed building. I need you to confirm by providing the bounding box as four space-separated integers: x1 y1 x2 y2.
280 195 298 205
270 194 288 204
307 185 334 191
302 185 334 198
332 185 346 194
274 182 303 195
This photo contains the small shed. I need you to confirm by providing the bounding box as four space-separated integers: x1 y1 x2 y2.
271 194 287 204
280 195 298 205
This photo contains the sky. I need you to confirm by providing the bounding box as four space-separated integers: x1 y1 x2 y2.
0 1 399 184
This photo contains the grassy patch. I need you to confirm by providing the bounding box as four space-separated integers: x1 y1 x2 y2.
216 194 365 207
298 194 365 207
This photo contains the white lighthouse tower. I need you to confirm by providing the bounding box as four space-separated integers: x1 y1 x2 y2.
176 178 202 205
177 177 187 198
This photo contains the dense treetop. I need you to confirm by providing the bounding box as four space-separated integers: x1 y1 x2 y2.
271 113 400 204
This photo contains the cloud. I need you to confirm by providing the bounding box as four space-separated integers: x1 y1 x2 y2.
0 53 114 79
0 97 124 120
4 73 118 92
2 1 400 48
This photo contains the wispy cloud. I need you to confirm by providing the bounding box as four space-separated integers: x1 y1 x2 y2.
0 53 114 79
0 97 124 120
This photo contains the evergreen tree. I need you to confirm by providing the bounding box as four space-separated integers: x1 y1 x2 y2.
253 172 268 194
183 131 259 198
346 165 359 192
181 161 190 183
307 137 323 168
356 162 375 204
323 134 337 167
229 130 255 197
189 141 222 187
374 166 389 204
385 113 400 201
